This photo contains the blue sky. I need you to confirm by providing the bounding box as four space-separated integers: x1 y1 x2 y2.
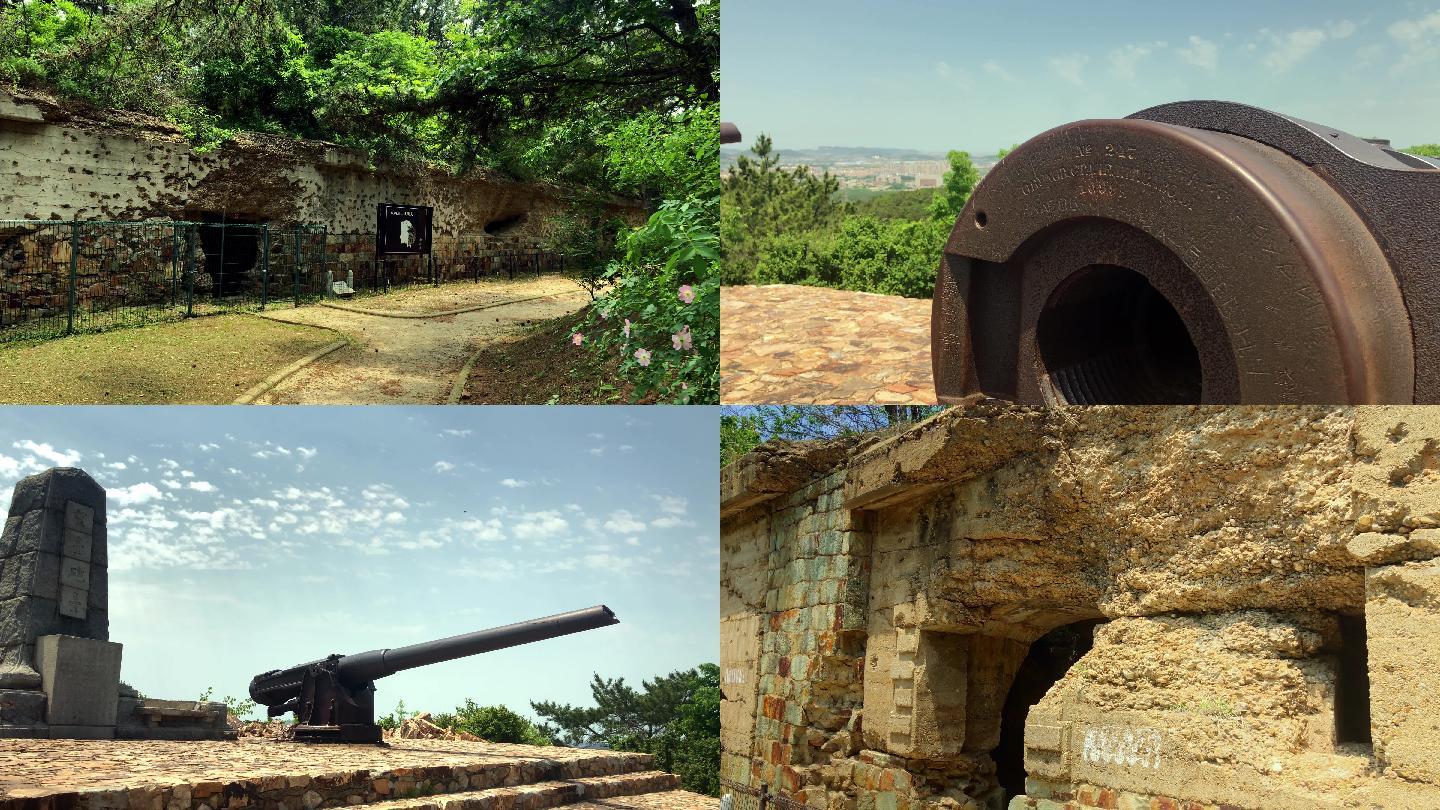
722 0 1440 152
0 406 717 722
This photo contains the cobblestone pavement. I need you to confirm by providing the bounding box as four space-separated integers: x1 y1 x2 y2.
720 285 937 405
0 738 657 807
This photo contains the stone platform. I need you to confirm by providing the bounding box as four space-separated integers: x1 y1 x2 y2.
720 285 937 405
0 738 716 810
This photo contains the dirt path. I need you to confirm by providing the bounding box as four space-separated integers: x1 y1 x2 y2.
254 276 589 404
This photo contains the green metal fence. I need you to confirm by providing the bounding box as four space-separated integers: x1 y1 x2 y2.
0 219 565 344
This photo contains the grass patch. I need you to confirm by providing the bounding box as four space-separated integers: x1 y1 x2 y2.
461 306 652 404
0 314 341 404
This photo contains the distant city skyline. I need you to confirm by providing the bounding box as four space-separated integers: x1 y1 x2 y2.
0 407 717 721
722 0 1440 153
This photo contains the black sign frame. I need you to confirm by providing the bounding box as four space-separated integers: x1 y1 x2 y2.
376 203 434 256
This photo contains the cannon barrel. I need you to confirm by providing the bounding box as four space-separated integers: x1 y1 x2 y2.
248 605 618 709
932 99 1440 406
335 604 617 686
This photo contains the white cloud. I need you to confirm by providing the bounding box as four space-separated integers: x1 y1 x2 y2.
0 454 22 477
653 495 688 515
434 461 456 473
1109 42 1164 80
104 461 128 471
500 478 531 488
512 511 569 540
441 429 472 438
160 479 182 490
589 447 605 457
1048 53 1090 87
110 482 165 506
981 60 1019 83
12 440 82 468
625 537 641 547
1177 35 1219 71
583 553 636 575
198 443 220 452
1389 10 1440 70
187 481 216 493
1261 28 1327 72
1259 22 1353 73
619 445 635 453
651 515 696 529
297 447 318 460
603 510 648 534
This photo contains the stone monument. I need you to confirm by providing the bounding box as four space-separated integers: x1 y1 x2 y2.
0 467 229 739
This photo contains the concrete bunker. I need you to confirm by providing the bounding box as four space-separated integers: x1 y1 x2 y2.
721 406 1440 810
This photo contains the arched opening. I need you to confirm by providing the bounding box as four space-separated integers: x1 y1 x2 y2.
993 620 1103 802
1035 265 1201 405
485 212 528 235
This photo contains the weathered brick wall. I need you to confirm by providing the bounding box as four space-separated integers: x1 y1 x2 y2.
720 406 1440 810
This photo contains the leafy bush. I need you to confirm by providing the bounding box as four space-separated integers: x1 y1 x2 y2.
546 207 626 300
602 101 719 204
377 698 417 730
570 196 719 404
533 664 720 796
432 701 551 746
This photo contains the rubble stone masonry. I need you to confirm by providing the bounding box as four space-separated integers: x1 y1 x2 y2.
720 406 1440 810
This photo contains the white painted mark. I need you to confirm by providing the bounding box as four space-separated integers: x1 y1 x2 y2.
1081 726 1163 770
724 668 748 684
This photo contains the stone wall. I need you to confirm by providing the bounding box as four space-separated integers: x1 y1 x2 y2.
0 89 641 327
720 406 1440 810
0 89 640 236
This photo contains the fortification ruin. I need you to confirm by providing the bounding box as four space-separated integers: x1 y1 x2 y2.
720 406 1440 809
0 89 641 334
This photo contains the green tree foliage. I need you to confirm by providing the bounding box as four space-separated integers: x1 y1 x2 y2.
1407 144 1440 157
431 700 551 746
0 0 716 194
719 405 947 467
721 135 851 285
532 664 720 796
602 102 719 204
927 149 980 222
849 188 934 221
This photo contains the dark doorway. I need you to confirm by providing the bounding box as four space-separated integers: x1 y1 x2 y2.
1334 613 1372 747
194 213 260 297
993 620 1103 801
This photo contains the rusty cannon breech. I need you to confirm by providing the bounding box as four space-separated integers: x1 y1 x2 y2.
248 605 619 743
932 99 1440 406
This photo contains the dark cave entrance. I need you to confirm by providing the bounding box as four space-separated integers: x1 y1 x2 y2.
193 213 261 297
993 620 1104 801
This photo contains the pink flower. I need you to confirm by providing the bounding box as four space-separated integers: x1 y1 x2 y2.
671 325 692 351
623 319 632 339
677 285 695 304
634 348 652 367
571 333 584 346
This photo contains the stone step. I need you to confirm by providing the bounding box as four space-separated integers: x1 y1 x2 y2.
0 739 663 810
365 770 682 810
